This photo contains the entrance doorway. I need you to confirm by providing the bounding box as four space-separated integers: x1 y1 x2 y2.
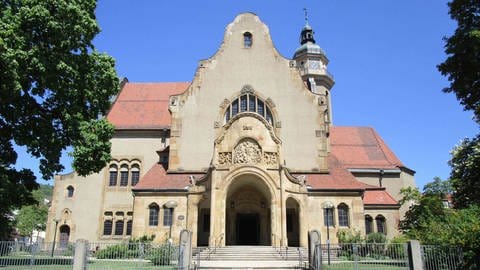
236 213 259 245
225 174 272 246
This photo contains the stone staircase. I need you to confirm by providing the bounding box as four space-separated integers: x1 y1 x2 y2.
193 246 308 269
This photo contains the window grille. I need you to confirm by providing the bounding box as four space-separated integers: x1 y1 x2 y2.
323 208 334 226
115 220 124 235
149 204 159 226
338 204 349 227
103 220 113 235
365 215 373 234
126 220 132 236
376 215 386 234
163 208 173 226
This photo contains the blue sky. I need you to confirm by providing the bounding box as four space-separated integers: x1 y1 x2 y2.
19 1 478 189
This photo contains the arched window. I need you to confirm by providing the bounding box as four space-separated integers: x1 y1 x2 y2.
376 215 386 235
66 186 74 198
149 204 159 226
131 164 140 186
323 207 334 227
115 220 124 235
337 203 349 227
224 93 274 125
120 164 129 186
126 220 133 236
365 215 373 234
163 207 173 227
103 220 113 235
109 165 118 186
243 32 252 48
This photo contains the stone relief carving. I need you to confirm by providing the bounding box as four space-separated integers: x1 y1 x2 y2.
241 84 255 94
233 139 262 164
218 152 232 165
263 152 278 166
220 98 230 109
297 175 307 187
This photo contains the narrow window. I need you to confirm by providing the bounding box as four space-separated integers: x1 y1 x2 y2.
323 208 334 227
248 95 256 112
163 207 173 227
126 220 133 236
115 220 124 235
266 107 273 125
120 165 129 186
376 215 386 234
131 165 140 186
337 204 349 227
109 165 118 186
243 32 252 48
257 99 264 117
232 99 239 116
149 204 159 226
240 95 247 112
365 215 373 234
103 220 113 235
225 107 231 122
67 186 74 198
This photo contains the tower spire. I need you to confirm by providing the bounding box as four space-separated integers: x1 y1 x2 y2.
300 9 315 45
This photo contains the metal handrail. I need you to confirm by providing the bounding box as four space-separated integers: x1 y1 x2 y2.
208 233 224 259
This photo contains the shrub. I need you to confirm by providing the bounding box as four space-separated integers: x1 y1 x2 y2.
146 244 175 265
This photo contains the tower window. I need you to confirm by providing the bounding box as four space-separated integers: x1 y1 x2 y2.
66 186 74 198
103 220 113 235
115 220 124 235
109 165 118 186
120 165 129 186
131 165 140 186
243 32 252 48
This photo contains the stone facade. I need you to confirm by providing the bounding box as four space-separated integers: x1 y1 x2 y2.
46 13 416 247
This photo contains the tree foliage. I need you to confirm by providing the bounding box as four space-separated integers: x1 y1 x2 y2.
399 177 480 269
449 135 480 208
438 0 480 122
0 0 119 239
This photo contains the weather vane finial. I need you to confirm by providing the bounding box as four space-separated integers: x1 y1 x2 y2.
303 8 309 25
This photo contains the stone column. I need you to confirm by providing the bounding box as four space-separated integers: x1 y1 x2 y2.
186 192 203 247
299 202 308 247
209 170 226 247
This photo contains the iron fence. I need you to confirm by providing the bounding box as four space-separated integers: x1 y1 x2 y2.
312 243 409 270
421 245 463 270
0 241 73 269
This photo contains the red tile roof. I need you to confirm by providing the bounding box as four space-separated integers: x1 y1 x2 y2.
133 163 204 191
330 126 404 170
363 189 398 205
107 82 189 129
296 155 365 190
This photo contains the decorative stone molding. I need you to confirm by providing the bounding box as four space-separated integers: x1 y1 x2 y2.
233 139 262 164
241 84 255 94
263 152 278 166
214 121 221 128
266 97 275 108
220 98 230 109
218 152 232 165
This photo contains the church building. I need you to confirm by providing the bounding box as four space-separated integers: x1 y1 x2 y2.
46 13 416 248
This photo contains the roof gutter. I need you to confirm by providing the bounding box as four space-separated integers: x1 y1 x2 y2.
348 168 401 174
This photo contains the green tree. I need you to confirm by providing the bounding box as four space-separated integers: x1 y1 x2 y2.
423 176 452 198
449 135 480 208
437 0 480 122
0 0 119 239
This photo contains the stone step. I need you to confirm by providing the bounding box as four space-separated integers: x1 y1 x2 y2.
195 260 305 270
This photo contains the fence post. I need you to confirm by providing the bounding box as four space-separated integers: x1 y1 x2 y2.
73 239 88 270
178 230 192 270
408 240 423 270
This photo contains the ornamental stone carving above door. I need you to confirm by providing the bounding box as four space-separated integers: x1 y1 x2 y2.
233 139 262 164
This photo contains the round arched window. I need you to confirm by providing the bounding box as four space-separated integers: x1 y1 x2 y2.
224 93 273 125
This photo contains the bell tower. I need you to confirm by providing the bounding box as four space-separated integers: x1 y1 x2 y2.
293 9 334 123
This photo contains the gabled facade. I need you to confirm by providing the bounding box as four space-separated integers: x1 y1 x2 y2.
46 13 415 247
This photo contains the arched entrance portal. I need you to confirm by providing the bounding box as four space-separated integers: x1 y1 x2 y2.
59 225 70 248
225 174 271 245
